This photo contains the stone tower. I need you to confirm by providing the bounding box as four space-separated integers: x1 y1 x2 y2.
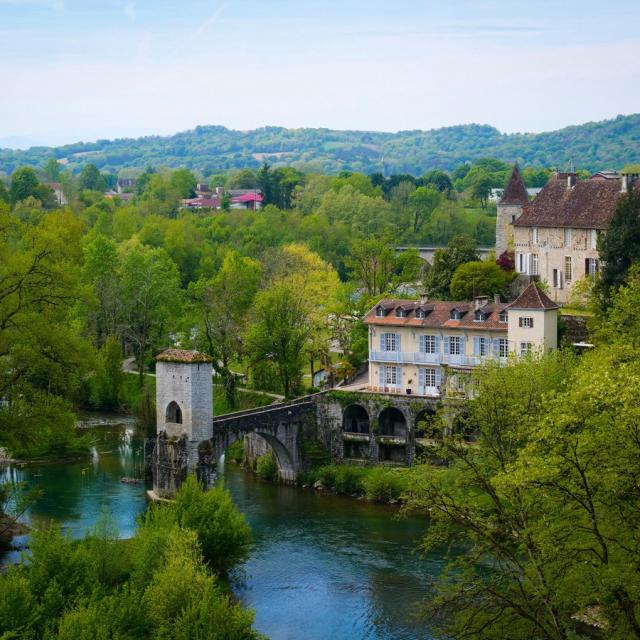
152 349 214 497
496 164 529 256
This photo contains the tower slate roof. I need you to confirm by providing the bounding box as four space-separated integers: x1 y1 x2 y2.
499 164 530 206
508 283 559 310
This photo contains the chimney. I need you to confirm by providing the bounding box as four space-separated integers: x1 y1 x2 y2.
494 293 501 304
474 296 488 310
419 292 428 305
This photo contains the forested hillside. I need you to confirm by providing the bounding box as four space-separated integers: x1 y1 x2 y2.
1 114 638 176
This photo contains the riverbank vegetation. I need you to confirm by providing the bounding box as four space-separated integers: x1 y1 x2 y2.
0 476 261 639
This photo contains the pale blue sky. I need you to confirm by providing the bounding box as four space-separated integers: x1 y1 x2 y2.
1 0 639 146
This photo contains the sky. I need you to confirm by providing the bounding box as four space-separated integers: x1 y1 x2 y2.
0 0 639 147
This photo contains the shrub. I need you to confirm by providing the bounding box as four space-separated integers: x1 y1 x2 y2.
333 466 366 495
255 451 278 482
226 438 245 464
362 467 408 503
172 475 252 574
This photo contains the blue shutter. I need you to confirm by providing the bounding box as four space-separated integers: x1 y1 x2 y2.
380 332 385 351
444 336 450 355
435 368 442 388
419 335 426 353
435 336 441 354
379 366 385 387
473 336 480 356
493 338 500 355
460 336 467 356
396 333 401 353
418 367 424 390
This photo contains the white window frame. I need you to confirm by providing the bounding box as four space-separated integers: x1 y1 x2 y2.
532 227 539 244
383 333 399 352
424 368 436 388
564 227 572 248
530 253 539 276
519 342 532 356
384 366 399 386
478 337 488 356
590 229 597 250
499 311 508 323
423 335 436 354
587 258 599 278
520 317 533 328
449 336 461 356
499 338 509 358
564 256 572 282
416 309 426 319
376 307 385 317
553 268 563 289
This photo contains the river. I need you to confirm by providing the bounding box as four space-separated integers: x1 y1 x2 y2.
1 415 442 640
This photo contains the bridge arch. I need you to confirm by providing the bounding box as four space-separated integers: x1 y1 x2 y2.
378 407 407 438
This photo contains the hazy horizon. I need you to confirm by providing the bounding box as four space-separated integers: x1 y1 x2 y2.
1 0 639 147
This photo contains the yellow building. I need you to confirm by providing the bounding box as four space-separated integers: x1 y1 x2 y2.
363 284 558 398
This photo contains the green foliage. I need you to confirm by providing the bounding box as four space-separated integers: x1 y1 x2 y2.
78 163 108 192
362 467 407 503
449 259 513 299
9 165 40 204
597 189 640 305
171 475 253 574
0 479 259 639
226 438 245 464
424 234 479 299
87 336 124 410
2 115 637 175
255 451 278 482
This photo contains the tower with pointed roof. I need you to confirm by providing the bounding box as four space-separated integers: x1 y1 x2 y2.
496 164 529 256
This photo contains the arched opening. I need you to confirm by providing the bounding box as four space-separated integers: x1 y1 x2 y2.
378 407 407 463
415 406 441 440
378 407 407 438
343 404 370 434
166 401 183 424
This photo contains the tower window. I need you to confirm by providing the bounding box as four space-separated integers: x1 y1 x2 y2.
166 401 183 424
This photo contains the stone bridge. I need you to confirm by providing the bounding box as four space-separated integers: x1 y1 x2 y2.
148 349 454 497
209 397 317 482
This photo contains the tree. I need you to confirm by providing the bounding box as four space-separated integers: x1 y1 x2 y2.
42 157 61 183
450 260 512 299
423 169 453 193
226 168 258 189
78 163 107 192
408 186 441 233
0 180 9 204
170 168 197 198
9 166 40 204
466 167 494 208
597 189 640 306
118 241 181 386
424 235 479 299
245 282 307 398
350 238 396 296
188 251 261 407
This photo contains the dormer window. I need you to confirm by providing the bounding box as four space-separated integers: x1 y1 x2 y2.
474 310 487 322
450 310 462 320
396 308 408 318
499 311 508 323
376 306 385 317
415 308 426 319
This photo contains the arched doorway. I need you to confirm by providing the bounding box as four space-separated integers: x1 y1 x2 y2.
378 407 407 463
166 401 182 424
342 404 371 460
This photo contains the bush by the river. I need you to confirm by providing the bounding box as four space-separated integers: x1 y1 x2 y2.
0 476 260 639
303 464 409 502
255 451 278 482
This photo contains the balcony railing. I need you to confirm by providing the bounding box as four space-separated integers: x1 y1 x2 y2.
371 352 508 367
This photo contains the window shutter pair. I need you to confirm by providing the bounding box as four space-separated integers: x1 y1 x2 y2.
518 318 523 328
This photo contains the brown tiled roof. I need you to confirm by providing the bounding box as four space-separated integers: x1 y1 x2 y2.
499 164 529 206
513 173 635 229
508 283 558 310
156 349 213 363
364 299 509 332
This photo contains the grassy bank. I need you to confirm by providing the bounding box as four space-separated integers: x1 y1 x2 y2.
300 464 410 504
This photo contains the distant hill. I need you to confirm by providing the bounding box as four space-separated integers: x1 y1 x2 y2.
1 114 639 176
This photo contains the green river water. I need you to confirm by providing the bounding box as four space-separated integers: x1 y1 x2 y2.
1 415 443 640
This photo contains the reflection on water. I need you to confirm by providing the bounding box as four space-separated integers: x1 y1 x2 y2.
1 414 440 640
